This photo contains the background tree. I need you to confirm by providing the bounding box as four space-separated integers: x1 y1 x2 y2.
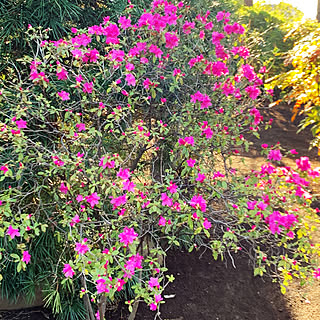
238 1 304 76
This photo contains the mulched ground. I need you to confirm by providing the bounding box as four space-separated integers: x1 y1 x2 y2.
134 249 291 320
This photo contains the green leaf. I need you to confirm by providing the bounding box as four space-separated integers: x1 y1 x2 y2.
10 253 20 262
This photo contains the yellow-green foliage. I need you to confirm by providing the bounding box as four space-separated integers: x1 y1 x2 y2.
269 20 320 149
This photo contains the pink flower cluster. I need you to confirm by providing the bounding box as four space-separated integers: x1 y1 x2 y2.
190 91 212 109
266 211 298 235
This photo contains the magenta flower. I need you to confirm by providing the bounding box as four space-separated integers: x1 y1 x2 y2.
296 157 311 171
71 49 83 59
0 165 8 173
96 278 109 294
76 195 83 202
167 182 177 194
158 216 166 226
60 182 68 194
56 68 68 80
119 227 138 246
161 193 173 207
196 173 206 183
257 201 267 211
99 157 115 169
7 225 20 239
83 82 93 94
155 294 163 303
110 49 125 62
76 74 83 82
143 78 152 89
125 63 135 71
70 214 80 227
203 218 212 230
190 195 206 212
11 129 21 135
202 127 213 139
165 32 179 49
268 149 282 161
76 123 86 132
140 57 149 64
104 23 120 44
148 277 160 290
119 16 131 29
52 156 64 166
149 303 157 311
313 268 320 280
183 21 195 34
22 251 31 264
110 194 127 209
261 144 268 149
184 136 195 146
126 73 136 86
266 211 298 235
290 149 298 155
247 201 257 210
16 119 27 129
211 31 225 45
124 254 143 277
123 180 136 192
85 192 100 208
63 264 75 278
245 85 261 100
117 168 131 180
71 33 91 47
75 242 89 255
186 158 196 167
58 91 70 101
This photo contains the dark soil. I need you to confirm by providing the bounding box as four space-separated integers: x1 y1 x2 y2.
0 307 53 320
134 249 291 320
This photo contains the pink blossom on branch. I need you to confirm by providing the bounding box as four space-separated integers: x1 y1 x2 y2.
57 91 70 101
75 241 89 255
96 278 109 294
148 277 160 289
126 73 136 86
76 123 86 132
296 157 311 171
203 218 212 230
268 149 282 162
186 158 196 167
7 226 20 239
190 195 207 212
22 251 31 264
85 192 100 208
119 16 132 29
60 182 69 194
0 165 8 173
313 268 320 280
161 193 173 207
119 227 138 246
63 264 75 278
117 168 131 180
164 32 179 49
83 82 93 94
16 119 27 129
110 194 127 209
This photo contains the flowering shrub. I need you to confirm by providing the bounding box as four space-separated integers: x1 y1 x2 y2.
0 1 320 319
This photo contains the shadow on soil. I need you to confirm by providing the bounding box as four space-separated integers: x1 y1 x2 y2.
245 104 318 161
134 249 292 320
